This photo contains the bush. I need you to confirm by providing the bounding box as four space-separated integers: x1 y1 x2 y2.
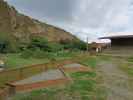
0 33 87 53
0 33 19 53
46 42 63 52
27 36 65 52
20 49 53 59
28 36 49 51
32 49 50 59
20 49 34 58
60 39 87 50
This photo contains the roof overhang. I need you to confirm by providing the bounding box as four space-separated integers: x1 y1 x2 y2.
99 35 133 39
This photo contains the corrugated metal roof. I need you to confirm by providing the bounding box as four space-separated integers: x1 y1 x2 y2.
100 35 133 39
99 33 133 39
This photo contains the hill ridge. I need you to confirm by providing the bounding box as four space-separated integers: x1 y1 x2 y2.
0 0 77 42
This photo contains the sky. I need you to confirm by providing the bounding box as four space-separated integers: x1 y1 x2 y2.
6 0 133 42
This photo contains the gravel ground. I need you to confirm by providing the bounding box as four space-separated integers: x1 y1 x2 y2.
97 59 133 100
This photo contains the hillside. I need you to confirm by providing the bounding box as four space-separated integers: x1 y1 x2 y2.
0 0 77 44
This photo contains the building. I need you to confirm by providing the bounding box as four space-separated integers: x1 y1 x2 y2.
100 34 133 46
89 39 111 53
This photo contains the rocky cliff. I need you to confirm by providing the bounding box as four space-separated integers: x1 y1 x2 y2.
0 0 77 43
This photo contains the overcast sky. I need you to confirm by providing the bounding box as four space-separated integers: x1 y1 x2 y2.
6 0 133 42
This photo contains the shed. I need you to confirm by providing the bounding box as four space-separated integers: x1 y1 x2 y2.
100 34 133 46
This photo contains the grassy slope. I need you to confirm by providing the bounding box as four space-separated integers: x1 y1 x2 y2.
4 54 50 69
0 0 78 44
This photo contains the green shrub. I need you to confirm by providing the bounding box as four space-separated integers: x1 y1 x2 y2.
20 49 53 59
28 36 49 51
127 57 133 62
79 57 98 68
70 72 96 79
20 49 34 58
0 33 19 53
72 40 87 50
60 39 87 50
32 50 50 59
0 33 87 54
28 36 63 52
46 42 63 52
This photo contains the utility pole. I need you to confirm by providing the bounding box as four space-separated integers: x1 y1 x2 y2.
86 37 89 52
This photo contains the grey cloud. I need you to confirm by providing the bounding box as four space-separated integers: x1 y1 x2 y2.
73 0 130 28
7 0 78 22
6 0 133 41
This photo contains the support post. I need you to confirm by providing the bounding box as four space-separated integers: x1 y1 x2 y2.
86 37 89 52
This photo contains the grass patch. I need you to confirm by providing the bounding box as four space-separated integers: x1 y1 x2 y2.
4 54 50 69
11 65 106 100
12 79 97 100
120 63 133 76
70 72 96 79
127 56 133 62
3 51 80 69
10 53 107 100
98 55 112 61
68 79 96 93
79 56 97 68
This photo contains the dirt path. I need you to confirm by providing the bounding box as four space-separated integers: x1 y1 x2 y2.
97 59 133 100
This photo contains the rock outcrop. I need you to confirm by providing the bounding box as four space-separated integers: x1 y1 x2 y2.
0 0 77 43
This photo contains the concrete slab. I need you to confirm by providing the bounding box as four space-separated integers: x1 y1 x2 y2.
7 69 70 92
13 69 65 85
63 63 85 68
62 63 91 72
